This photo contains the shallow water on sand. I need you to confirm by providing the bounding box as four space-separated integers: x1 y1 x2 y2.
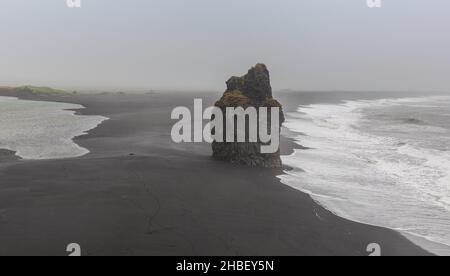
0 96 108 160
279 95 450 254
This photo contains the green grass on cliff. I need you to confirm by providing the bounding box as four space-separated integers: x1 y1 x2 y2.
14 86 66 94
215 90 283 109
0 86 69 97
216 90 251 108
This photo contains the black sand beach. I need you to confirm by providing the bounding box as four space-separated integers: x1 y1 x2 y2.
0 89 433 256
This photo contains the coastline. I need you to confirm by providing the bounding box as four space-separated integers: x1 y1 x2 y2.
0 94 108 160
0 89 433 255
278 91 450 256
403 232 450 256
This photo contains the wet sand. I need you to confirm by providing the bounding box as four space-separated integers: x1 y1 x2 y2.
0 89 432 256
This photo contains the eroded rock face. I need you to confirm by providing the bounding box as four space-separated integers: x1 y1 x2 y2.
212 64 285 168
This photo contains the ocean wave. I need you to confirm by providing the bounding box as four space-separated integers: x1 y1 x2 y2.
280 95 450 252
0 96 108 160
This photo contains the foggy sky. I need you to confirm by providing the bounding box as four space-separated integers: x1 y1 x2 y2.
1 0 449 92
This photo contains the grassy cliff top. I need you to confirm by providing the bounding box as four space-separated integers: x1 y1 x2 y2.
215 90 251 108
0 86 69 95
13 86 66 94
215 90 283 109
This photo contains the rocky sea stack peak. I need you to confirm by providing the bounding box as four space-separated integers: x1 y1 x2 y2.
212 64 285 168
225 63 273 103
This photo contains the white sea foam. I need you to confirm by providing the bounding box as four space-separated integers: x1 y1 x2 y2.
0 96 108 160
279 96 450 253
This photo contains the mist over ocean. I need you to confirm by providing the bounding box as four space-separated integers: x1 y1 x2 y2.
0 96 108 160
280 95 450 249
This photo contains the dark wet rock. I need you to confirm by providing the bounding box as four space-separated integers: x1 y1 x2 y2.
212 64 285 168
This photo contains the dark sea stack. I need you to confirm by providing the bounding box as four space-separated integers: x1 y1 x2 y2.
212 64 285 168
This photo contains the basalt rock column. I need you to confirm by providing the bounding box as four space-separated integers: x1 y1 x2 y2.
212 64 285 168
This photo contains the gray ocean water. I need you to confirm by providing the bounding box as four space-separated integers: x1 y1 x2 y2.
0 96 108 160
280 96 450 251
